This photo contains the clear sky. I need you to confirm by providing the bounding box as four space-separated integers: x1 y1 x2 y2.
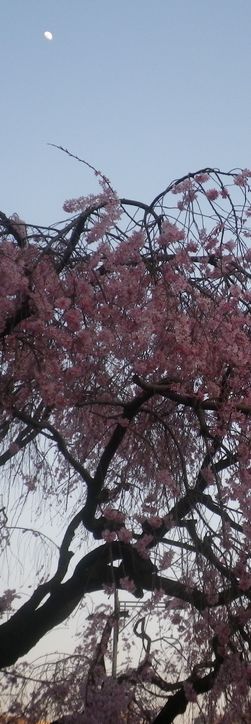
1 0 251 224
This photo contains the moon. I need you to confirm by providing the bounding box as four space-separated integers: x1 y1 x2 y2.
44 31 53 41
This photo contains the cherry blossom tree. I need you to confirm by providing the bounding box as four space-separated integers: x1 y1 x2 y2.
0 156 251 723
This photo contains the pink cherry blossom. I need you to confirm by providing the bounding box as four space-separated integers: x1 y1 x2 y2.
206 188 219 201
0 163 251 723
119 576 136 593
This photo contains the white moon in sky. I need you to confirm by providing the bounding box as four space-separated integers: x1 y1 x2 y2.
44 31 53 40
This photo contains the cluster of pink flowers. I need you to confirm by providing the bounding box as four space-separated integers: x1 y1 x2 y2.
101 529 117 543
206 188 219 201
214 621 231 646
103 507 125 523
134 534 153 559
158 220 186 246
159 550 174 571
172 178 196 195
1 166 251 722
119 576 136 593
117 527 133 543
0 589 17 613
194 173 210 183
234 168 251 186
183 680 197 702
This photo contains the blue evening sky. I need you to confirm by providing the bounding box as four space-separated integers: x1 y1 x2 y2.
1 0 251 224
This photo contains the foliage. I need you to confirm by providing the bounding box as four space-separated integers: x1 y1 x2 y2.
0 158 251 722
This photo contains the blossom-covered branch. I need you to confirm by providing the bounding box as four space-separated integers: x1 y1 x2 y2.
0 164 251 722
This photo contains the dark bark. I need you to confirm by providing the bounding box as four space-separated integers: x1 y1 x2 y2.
153 663 222 723
0 538 241 669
